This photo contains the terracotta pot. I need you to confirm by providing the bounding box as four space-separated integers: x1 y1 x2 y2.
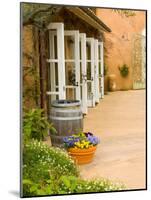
67 146 97 165
108 74 117 92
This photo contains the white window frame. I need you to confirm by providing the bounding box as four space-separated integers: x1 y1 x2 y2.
94 39 100 103
64 30 81 101
47 23 66 100
80 33 88 114
86 37 95 107
98 42 104 99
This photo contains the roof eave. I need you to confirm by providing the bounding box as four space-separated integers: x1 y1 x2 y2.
66 7 111 33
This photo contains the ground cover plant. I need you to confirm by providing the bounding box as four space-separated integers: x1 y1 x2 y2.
22 108 125 197
23 140 125 196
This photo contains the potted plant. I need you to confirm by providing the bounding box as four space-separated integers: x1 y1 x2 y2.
118 64 129 90
63 132 100 165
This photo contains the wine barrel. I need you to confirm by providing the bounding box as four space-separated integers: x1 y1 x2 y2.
49 100 83 147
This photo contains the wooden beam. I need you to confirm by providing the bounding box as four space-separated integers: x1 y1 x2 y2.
39 29 47 111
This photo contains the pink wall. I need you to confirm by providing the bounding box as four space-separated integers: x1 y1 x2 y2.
96 9 146 90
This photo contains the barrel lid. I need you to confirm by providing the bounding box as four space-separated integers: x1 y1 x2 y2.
51 100 81 107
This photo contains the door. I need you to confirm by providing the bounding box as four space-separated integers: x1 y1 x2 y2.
80 33 88 114
86 38 95 107
64 30 81 101
98 42 104 98
47 23 66 101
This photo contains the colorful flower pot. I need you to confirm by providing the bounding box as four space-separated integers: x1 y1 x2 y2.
67 146 97 165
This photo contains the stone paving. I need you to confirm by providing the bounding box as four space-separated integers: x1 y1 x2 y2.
80 90 146 190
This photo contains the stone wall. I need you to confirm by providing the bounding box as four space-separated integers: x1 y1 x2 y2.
22 25 40 109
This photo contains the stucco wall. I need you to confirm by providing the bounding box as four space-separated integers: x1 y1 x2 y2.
96 9 146 90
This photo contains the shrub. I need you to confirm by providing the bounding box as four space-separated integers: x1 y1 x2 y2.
23 108 56 142
23 141 125 197
23 140 79 196
104 64 108 76
57 176 125 194
118 64 129 77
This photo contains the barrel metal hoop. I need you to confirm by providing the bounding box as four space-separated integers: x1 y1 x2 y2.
49 116 83 120
50 109 82 113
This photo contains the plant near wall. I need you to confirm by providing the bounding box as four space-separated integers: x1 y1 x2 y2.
104 64 108 76
119 64 129 78
112 9 136 17
57 175 125 194
23 140 79 196
63 132 100 164
23 108 57 142
23 140 125 196
23 63 40 107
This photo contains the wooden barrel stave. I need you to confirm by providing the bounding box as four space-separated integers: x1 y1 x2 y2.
49 100 83 147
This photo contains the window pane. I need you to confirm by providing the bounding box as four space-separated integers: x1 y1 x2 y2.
87 81 92 100
86 42 91 60
49 30 58 59
66 88 76 100
65 62 76 85
87 62 91 80
98 45 101 60
64 35 75 60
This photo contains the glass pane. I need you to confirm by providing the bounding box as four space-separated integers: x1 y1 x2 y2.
86 42 91 60
65 62 76 85
54 35 58 59
55 63 58 89
48 62 58 91
87 81 92 100
79 40 82 60
98 45 101 60
87 62 91 80
99 61 101 75
64 35 75 60
80 63 82 84
80 85 82 100
99 77 102 93
49 30 58 59
66 88 76 100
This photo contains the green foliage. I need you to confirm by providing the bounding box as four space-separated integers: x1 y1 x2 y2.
23 174 125 196
23 141 125 196
23 140 79 196
119 64 129 78
104 64 108 76
113 9 136 17
23 108 57 142
23 179 54 196
57 176 125 194
22 2 61 27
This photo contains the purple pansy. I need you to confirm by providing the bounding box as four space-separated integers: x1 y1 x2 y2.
63 132 100 148
63 136 80 148
87 135 100 145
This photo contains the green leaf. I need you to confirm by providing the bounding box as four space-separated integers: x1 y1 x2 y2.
60 176 71 188
30 185 38 193
23 179 33 185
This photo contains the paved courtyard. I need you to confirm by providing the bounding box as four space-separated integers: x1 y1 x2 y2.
80 90 146 190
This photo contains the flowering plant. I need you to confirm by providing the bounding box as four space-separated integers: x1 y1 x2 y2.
63 132 100 149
